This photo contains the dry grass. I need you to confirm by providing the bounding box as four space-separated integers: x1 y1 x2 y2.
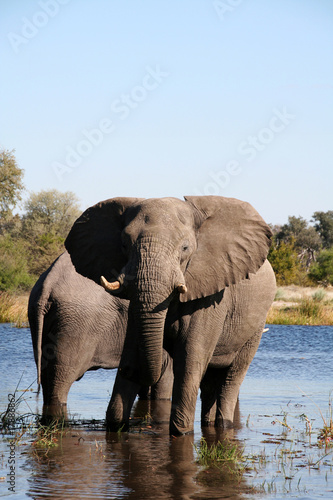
0 292 29 327
274 285 333 302
267 286 333 325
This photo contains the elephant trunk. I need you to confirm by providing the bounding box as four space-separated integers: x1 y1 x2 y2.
134 309 167 387
105 236 186 387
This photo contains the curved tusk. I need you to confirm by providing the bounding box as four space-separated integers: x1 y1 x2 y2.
100 276 121 291
177 283 187 294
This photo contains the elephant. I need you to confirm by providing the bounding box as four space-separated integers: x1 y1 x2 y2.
28 250 173 420
65 195 276 435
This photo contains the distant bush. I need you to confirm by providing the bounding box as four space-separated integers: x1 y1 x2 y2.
21 189 81 276
268 240 306 286
312 289 326 302
308 248 333 286
298 296 322 319
0 234 36 291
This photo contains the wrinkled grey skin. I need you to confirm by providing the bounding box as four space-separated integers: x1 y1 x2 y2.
28 251 173 420
65 196 276 435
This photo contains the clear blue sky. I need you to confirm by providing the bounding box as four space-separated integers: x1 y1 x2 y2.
1 0 332 225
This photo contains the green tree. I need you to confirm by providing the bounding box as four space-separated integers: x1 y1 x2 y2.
22 189 81 275
276 216 322 269
23 189 81 238
0 149 25 225
0 233 35 291
312 211 333 249
268 239 304 285
308 248 333 286
278 216 308 240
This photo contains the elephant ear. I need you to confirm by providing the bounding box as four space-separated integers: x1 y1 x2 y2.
65 197 143 284
182 196 272 302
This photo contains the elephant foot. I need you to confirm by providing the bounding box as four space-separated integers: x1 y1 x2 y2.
106 420 129 433
169 421 194 437
214 417 234 429
137 386 150 400
41 403 68 425
201 419 215 427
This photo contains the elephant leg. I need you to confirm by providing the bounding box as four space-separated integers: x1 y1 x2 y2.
215 329 263 428
169 318 222 436
41 362 80 422
106 372 141 432
170 367 203 436
170 345 215 436
200 368 221 426
42 383 70 423
137 385 150 399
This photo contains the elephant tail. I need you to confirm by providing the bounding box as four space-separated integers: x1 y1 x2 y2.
36 304 44 393
28 263 56 393
28 282 47 394
35 278 55 393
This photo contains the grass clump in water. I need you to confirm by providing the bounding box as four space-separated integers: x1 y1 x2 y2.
32 420 65 448
317 395 333 449
318 420 333 448
195 437 244 472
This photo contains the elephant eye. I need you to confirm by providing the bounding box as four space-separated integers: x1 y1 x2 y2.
180 241 191 264
181 241 190 253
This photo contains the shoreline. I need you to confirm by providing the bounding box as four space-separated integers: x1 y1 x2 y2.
1 286 333 327
266 285 333 325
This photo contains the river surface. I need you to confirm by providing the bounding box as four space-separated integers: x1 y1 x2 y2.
1 323 333 499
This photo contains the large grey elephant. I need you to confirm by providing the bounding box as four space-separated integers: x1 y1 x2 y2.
28 251 173 419
65 195 276 435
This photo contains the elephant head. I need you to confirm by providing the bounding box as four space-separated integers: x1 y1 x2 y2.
65 196 272 387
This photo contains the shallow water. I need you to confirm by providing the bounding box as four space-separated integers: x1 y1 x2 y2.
1 324 333 499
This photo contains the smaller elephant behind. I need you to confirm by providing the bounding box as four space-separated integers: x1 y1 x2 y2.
28 251 173 420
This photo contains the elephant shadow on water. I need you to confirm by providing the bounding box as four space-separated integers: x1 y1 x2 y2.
62 195 276 435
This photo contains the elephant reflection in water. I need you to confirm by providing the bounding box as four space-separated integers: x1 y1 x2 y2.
27 398 247 500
